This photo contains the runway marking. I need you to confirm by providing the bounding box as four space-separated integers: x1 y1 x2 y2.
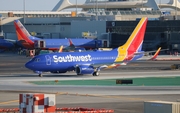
0 100 19 105
56 92 154 102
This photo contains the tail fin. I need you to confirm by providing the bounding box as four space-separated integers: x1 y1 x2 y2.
14 20 34 49
58 45 63 52
115 17 148 62
149 47 161 60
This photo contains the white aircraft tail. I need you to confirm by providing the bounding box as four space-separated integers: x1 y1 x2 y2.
52 0 73 11
144 0 159 10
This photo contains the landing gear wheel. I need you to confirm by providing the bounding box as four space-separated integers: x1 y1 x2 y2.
93 72 100 76
38 74 43 77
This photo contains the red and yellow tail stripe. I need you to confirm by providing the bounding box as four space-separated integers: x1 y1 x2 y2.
115 17 148 62
14 20 34 49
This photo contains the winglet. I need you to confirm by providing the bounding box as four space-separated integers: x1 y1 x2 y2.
58 45 63 52
149 47 161 60
68 38 74 46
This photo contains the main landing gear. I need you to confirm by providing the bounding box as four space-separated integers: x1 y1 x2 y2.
92 67 100 76
38 73 43 77
92 71 100 76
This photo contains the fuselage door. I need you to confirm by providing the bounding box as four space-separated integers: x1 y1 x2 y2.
45 55 51 65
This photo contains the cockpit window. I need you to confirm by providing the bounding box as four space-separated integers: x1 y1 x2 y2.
35 58 40 62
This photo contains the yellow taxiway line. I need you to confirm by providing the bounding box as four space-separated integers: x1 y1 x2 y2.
0 100 19 105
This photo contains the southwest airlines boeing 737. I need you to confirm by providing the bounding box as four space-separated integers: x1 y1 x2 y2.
14 20 102 51
25 17 148 77
0 38 14 52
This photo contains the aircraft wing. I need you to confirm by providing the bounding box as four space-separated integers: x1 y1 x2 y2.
4 39 17 43
103 63 127 69
103 47 162 69
135 47 168 56
135 47 162 61
78 62 125 71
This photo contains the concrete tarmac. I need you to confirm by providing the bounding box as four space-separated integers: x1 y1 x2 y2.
1 52 180 113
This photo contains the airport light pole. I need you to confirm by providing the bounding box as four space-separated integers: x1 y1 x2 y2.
96 0 98 20
105 0 107 11
0 15 2 36
76 0 77 17
142 0 143 10
175 0 177 20
23 0 26 24
94 0 96 12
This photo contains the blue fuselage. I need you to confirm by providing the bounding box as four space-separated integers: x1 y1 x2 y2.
30 36 102 49
25 50 118 72
0 39 14 50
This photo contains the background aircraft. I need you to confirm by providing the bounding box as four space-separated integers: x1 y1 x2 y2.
60 39 86 52
14 20 102 52
25 17 148 77
0 38 14 52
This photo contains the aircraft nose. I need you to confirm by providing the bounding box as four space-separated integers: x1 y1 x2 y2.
25 61 34 70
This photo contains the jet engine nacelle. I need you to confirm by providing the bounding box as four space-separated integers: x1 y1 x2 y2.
76 65 94 75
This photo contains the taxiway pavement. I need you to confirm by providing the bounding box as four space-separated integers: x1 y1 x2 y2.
1 53 180 113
